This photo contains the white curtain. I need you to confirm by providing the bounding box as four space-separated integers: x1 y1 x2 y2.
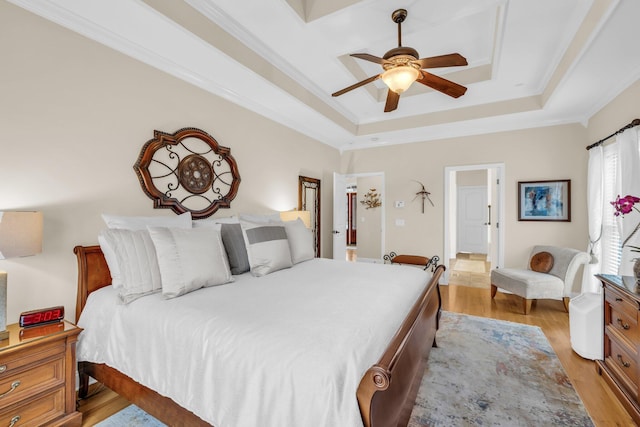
616 127 640 276
582 146 603 293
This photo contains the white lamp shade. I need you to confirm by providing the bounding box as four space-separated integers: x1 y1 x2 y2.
0 211 43 259
280 210 311 228
381 66 420 94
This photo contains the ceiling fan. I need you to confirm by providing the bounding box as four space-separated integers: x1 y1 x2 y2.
332 9 468 112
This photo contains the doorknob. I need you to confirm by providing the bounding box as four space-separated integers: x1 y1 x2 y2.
332 230 340 234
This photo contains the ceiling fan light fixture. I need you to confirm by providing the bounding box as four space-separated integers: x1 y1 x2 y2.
381 66 420 94
332 9 467 111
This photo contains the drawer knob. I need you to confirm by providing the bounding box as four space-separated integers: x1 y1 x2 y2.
617 317 631 330
9 415 20 427
0 365 5 373
0 381 20 399
616 297 623 302
618 354 631 368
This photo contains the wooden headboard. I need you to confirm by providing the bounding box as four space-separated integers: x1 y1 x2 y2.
74 245 111 323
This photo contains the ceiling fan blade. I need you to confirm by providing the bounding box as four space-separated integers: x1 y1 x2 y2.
350 53 391 65
417 71 467 98
384 90 400 112
332 74 380 97
413 53 468 69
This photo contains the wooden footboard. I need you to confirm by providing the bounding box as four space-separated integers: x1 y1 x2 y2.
74 245 443 427
79 361 209 426
357 264 444 427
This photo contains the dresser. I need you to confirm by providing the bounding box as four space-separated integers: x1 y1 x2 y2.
597 274 640 425
0 321 82 426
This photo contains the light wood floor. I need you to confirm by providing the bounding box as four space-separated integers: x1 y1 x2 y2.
449 253 491 289
77 285 636 426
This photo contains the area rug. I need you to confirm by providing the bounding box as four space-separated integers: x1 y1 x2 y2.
95 312 593 427
408 311 593 427
94 404 165 427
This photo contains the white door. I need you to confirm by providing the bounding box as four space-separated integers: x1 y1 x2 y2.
457 186 488 254
333 173 347 260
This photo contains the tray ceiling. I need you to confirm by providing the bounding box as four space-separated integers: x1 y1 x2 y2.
9 0 640 151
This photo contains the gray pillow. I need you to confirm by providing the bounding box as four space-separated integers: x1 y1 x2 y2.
241 221 293 277
221 223 250 274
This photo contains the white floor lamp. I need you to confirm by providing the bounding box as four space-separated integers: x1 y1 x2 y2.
0 211 43 340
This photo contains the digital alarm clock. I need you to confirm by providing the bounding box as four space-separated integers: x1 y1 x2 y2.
19 306 64 328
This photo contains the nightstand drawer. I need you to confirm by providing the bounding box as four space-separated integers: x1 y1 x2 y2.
0 387 65 427
0 340 65 375
0 355 64 409
606 335 639 400
606 286 639 322
610 305 640 345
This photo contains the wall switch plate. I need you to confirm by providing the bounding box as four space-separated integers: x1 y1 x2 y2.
394 201 405 208
395 219 405 226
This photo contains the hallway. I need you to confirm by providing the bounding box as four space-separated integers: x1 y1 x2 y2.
449 253 490 288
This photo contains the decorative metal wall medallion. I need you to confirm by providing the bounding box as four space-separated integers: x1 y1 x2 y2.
179 155 213 194
134 128 241 219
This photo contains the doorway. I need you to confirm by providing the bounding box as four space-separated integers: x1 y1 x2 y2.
333 172 385 262
444 164 504 285
346 188 357 246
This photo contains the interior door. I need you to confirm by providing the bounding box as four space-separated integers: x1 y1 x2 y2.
333 173 347 260
347 193 357 246
457 186 488 254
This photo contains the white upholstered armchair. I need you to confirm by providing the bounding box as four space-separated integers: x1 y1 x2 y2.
490 245 591 315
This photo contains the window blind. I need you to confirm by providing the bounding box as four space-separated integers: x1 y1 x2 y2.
601 143 621 274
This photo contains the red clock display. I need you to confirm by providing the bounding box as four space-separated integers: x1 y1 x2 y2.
19 306 65 328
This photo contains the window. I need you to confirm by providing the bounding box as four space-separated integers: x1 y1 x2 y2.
600 131 640 275
601 144 621 274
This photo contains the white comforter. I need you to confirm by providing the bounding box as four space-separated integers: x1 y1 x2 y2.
77 259 429 427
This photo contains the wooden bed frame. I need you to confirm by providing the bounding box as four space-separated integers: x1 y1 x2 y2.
74 245 444 427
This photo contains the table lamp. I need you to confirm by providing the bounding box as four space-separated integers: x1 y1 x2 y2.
0 211 43 340
280 210 311 228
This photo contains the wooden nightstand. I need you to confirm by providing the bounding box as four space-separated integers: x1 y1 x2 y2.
596 274 640 426
0 320 82 426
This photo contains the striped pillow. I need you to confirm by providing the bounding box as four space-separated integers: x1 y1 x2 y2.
100 228 162 304
241 221 292 277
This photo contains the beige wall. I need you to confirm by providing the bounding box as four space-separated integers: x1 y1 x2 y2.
587 79 640 143
356 175 383 259
0 2 339 321
342 124 590 270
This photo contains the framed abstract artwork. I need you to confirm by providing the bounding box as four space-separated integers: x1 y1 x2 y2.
518 179 570 221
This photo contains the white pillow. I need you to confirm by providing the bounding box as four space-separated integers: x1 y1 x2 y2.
192 215 239 228
284 218 315 264
100 228 162 304
148 226 233 299
99 212 192 289
102 212 192 230
241 221 292 277
239 212 282 223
